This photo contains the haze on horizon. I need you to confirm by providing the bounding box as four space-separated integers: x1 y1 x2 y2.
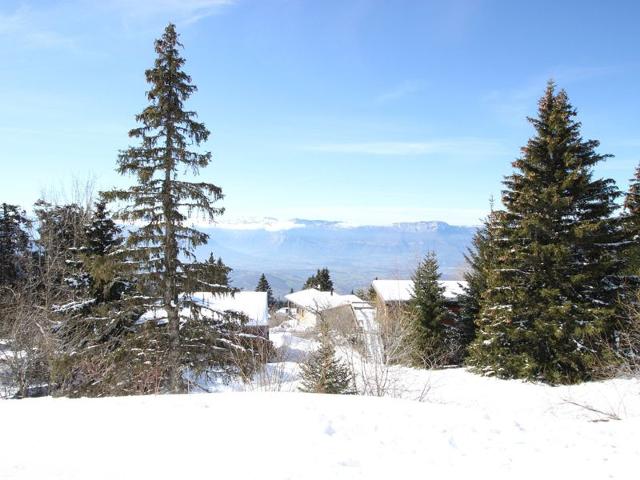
1 0 639 226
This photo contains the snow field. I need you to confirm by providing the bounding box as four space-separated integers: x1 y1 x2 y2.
1 328 639 479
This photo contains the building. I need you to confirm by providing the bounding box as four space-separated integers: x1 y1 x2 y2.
284 288 381 359
371 279 468 315
284 288 364 328
138 291 270 338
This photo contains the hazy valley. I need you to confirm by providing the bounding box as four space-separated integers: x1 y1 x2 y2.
195 219 477 296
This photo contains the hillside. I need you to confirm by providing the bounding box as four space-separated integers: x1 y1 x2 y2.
2 367 638 479
195 219 477 295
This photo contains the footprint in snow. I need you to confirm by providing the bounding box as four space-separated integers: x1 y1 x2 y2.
324 422 336 436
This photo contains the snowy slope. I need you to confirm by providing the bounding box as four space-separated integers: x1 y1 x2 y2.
1 367 639 480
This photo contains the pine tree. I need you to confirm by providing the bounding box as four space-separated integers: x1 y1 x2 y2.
81 200 127 303
0 203 31 286
103 24 239 393
255 273 275 307
468 82 626 384
622 164 640 273
185 253 232 293
458 208 499 355
299 322 355 394
624 164 640 216
304 268 334 291
84 200 123 257
33 200 89 303
410 251 448 365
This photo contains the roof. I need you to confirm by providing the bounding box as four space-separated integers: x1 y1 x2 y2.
372 279 468 303
284 289 364 312
438 280 467 300
372 280 414 302
138 291 269 327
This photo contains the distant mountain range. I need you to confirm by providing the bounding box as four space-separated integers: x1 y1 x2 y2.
194 219 478 298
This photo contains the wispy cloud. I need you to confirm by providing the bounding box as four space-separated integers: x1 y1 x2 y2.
303 139 508 157
104 0 238 25
0 6 75 49
250 207 489 227
483 65 625 122
375 80 425 104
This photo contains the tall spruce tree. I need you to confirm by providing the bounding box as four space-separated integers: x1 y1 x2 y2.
410 251 448 365
104 24 234 393
468 82 626 384
256 273 275 307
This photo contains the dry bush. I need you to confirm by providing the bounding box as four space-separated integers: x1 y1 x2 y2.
329 303 430 399
233 339 296 392
0 285 56 398
595 291 640 379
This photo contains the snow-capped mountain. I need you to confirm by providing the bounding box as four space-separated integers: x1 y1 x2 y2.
195 219 477 297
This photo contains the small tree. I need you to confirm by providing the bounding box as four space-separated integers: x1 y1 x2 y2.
256 273 275 307
410 251 449 366
185 253 232 293
458 208 499 356
299 322 354 394
81 200 127 303
304 268 333 291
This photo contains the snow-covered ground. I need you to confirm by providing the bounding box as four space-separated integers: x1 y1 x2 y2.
1 328 639 479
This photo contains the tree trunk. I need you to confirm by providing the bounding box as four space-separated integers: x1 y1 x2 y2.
164 132 181 393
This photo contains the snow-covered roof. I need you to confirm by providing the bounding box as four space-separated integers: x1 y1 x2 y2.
284 289 364 312
439 280 467 300
372 279 468 303
138 291 269 327
372 280 414 302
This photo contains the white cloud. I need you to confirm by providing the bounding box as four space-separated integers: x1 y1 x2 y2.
205 217 306 232
303 139 507 157
375 80 425 104
0 7 75 49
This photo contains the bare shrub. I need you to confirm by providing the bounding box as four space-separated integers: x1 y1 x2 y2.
596 291 640 379
0 285 55 398
335 303 432 400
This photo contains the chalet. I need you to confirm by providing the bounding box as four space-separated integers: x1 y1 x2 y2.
138 291 270 339
284 288 381 359
371 279 467 316
284 288 364 328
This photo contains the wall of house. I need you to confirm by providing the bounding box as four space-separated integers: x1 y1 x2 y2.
297 309 318 328
321 304 357 332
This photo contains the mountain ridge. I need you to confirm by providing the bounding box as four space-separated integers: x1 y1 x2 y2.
194 219 477 297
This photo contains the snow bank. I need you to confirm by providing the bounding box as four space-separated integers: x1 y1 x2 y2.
2 331 638 479
2 367 639 479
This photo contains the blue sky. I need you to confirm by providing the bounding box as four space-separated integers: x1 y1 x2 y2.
1 0 639 226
